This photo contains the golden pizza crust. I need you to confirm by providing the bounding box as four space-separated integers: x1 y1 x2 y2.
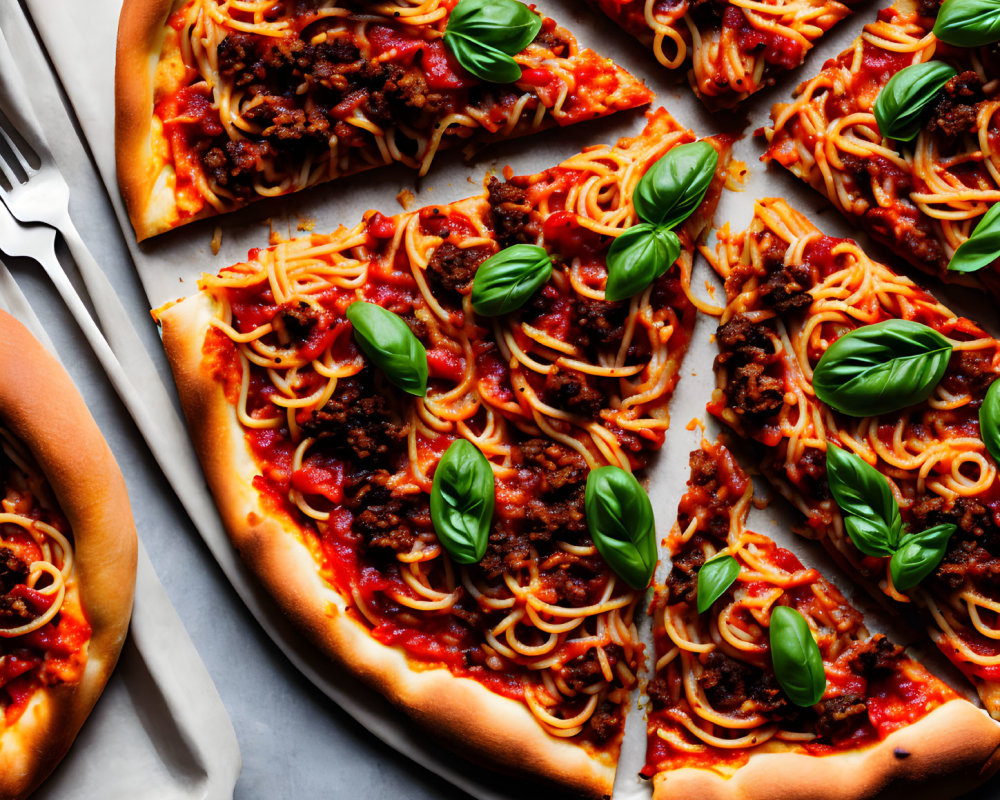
0 311 137 800
158 292 618 798
652 699 1000 800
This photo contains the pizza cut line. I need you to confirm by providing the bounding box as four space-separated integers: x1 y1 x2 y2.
115 0 654 241
763 0 1000 294
706 196 1000 719
587 0 861 109
0 312 137 800
644 439 1000 800
154 108 730 795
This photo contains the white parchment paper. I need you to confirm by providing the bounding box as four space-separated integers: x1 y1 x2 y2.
19 0 1000 796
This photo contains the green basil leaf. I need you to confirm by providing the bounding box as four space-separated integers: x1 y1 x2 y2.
585 466 657 590
769 606 826 708
346 300 428 396
430 439 495 564
948 202 1000 273
604 224 680 302
826 444 902 555
632 141 719 229
890 523 957 590
982 379 1000 464
873 61 957 142
470 244 553 316
443 35 522 84
696 554 740 614
444 0 542 83
934 0 1000 47
812 319 953 417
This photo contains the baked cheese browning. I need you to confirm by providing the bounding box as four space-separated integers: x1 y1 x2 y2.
0 427 90 727
764 0 1000 290
166 109 726 744
587 0 859 109
125 0 652 238
706 198 1000 713
644 442 956 777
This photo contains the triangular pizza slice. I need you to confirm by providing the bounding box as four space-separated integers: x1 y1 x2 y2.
154 109 729 796
115 0 653 240
764 0 1000 295
707 196 1000 718
587 0 860 109
645 440 1000 798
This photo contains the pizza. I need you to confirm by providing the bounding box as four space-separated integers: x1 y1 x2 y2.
763 0 1000 294
115 0 654 241
706 197 1000 718
0 312 136 798
644 439 1000 799
153 108 729 795
586 0 860 109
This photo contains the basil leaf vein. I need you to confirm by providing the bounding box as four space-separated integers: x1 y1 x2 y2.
948 202 1000 274
430 439 495 564
769 606 826 708
933 0 1000 47
812 319 953 417
696 554 740 614
982 379 1000 464
873 61 957 142
470 244 553 316
584 466 657 590
346 300 428 396
890 523 957 591
826 444 901 556
605 224 680 302
444 0 542 83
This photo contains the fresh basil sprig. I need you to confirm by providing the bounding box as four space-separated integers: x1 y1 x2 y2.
470 244 553 316
605 224 681 302
769 606 826 708
443 0 542 83
812 319 953 417
890 524 957 591
346 301 428 396
696 554 740 614
948 203 1000 273
826 444 902 557
826 444 957 589
933 0 1000 47
605 141 718 302
982 380 1000 464
584 466 657 590
430 439 495 564
873 61 957 142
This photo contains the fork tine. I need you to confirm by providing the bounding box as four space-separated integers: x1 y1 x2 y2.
0 108 37 176
0 132 21 190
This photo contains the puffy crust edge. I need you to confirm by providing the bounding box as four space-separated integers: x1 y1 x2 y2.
0 311 137 799
652 699 1000 800
158 292 618 799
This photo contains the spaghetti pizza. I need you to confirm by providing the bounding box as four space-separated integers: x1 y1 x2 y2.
763 0 1000 292
707 197 1000 717
587 0 860 108
115 0 653 240
155 108 729 793
643 440 1000 799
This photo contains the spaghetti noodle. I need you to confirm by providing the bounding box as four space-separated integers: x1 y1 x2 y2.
764 0 1000 290
587 0 858 108
137 0 652 236
707 197 1000 716
161 109 728 742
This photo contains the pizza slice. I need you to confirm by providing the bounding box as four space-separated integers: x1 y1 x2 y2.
587 0 860 109
0 312 136 798
644 440 1000 799
763 0 1000 294
153 108 729 795
115 0 654 241
707 197 1000 717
